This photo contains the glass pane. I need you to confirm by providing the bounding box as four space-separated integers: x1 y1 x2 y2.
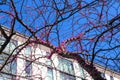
0 57 17 76
0 73 12 80
4 43 11 53
3 40 17 54
0 36 17 54
0 54 9 72
60 72 76 80
64 63 68 73
47 68 53 80
11 60 17 74
59 63 63 71
58 58 74 75
46 59 52 66
9 42 16 53
25 60 32 76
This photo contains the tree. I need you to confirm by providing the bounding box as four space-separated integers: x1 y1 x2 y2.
0 0 120 80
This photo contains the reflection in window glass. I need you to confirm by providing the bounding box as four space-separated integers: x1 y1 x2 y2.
47 68 53 80
60 72 76 80
58 58 74 75
25 60 32 76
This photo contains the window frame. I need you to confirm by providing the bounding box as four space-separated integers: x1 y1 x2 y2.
58 57 75 75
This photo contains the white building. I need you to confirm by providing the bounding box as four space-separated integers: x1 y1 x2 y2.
0 27 120 80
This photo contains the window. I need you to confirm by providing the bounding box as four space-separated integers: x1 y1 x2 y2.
0 37 17 54
0 54 17 79
58 57 74 75
5 41 17 53
47 68 54 80
25 60 32 77
0 73 12 80
0 54 17 73
101 73 106 79
110 76 114 80
10 59 17 79
58 58 75 80
60 72 76 80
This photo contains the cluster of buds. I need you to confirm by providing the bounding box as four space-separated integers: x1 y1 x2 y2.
64 33 84 44
55 47 63 54
64 37 79 43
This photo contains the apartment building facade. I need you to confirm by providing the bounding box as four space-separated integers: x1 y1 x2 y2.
0 27 120 80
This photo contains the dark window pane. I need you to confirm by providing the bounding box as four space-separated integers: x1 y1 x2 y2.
25 60 32 76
